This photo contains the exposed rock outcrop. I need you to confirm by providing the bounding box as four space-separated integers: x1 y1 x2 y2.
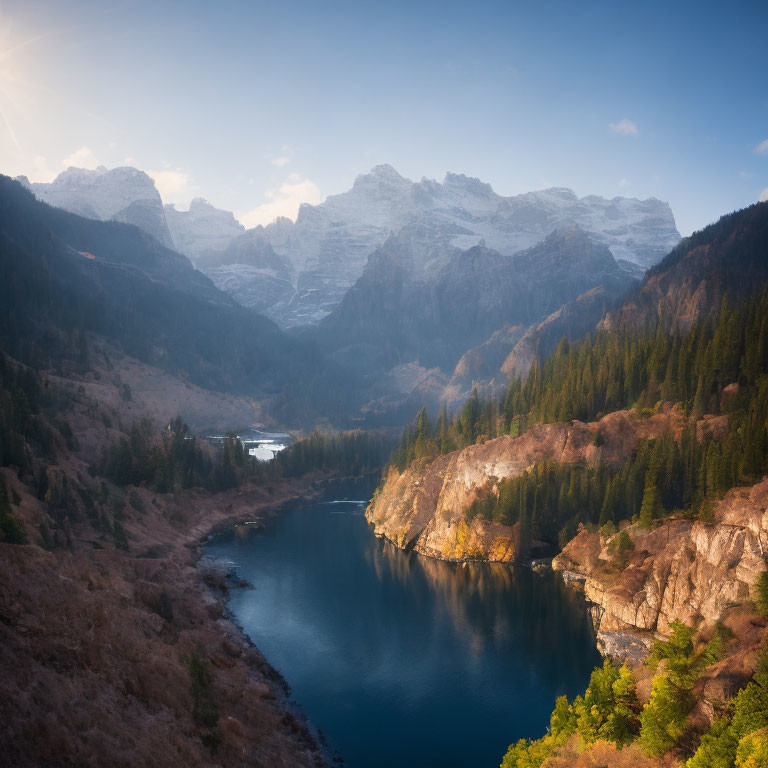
552 478 768 663
164 197 245 263
366 408 682 562
21 166 175 250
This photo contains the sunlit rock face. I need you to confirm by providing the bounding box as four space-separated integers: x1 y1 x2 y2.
553 478 768 663
164 197 245 263
366 408 681 563
20 166 175 250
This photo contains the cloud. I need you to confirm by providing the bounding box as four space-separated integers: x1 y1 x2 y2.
761 188 768 202
147 167 191 204
240 174 322 228
26 155 55 182
62 146 99 168
609 118 638 136
618 177 630 187
270 144 294 167
755 139 768 155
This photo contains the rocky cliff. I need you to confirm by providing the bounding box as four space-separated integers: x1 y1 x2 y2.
552 478 768 664
368 402 768 668
366 408 681 561
20 166 176 250
164 197 245 263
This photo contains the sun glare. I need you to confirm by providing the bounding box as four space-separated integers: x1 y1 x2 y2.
0 20 42 159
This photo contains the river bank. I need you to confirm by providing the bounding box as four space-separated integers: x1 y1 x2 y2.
0 468 337 767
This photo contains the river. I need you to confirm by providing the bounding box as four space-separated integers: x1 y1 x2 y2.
203 495 600 768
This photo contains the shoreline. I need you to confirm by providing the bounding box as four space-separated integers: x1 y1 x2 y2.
190 475 378 766
0 470 340 767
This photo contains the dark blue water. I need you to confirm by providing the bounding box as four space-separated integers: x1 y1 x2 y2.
204 499 600 768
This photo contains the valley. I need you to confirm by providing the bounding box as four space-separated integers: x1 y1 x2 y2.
2 151 767 768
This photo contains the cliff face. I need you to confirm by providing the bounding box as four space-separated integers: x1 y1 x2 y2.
368 402 768 668
21 166 176 251
366 408 681 561
552 478 768 663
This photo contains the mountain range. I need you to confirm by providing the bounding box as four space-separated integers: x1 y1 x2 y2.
21 164 680 323
17 164 682 418
0 176 347 426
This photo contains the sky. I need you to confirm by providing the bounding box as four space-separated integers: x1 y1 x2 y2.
0 0 766 236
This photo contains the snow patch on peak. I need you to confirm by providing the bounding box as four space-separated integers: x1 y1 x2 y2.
352 164 412 194
25 165 174 248
368 163 406 179
443 172 496 197
215 167 680 327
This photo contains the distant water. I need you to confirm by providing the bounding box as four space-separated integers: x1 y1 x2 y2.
204 498 600 768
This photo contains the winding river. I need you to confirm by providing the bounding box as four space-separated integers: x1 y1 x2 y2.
204 496 600 768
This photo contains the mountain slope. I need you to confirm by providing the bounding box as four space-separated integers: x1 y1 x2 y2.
604 201 768 332
198 229 295 315
315 223 637 389
0 175 347 424
19 166 175 250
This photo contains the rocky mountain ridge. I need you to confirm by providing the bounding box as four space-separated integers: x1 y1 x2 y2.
20 164 680 331
164 197 245 262
217 165 680 327
18 166 176 251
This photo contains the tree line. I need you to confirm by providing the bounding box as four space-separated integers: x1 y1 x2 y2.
102 421 395 493
502 620 768 766
391 288 768 545
100 416 264 493
275 429 395 478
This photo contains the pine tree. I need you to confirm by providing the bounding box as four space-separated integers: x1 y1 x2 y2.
638 461 661 528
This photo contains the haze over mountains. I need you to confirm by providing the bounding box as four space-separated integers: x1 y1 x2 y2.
0 176 346 427
17 166 176 251
16 163 683 419
21 164 680 316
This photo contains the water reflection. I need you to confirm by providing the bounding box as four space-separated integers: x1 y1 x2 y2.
205 500 599 768
367 533 596 682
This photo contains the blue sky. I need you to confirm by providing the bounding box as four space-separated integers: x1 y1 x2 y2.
0 0 766 234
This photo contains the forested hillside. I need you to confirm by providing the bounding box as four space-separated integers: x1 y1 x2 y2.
389 204 768 550
0 175 351 426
